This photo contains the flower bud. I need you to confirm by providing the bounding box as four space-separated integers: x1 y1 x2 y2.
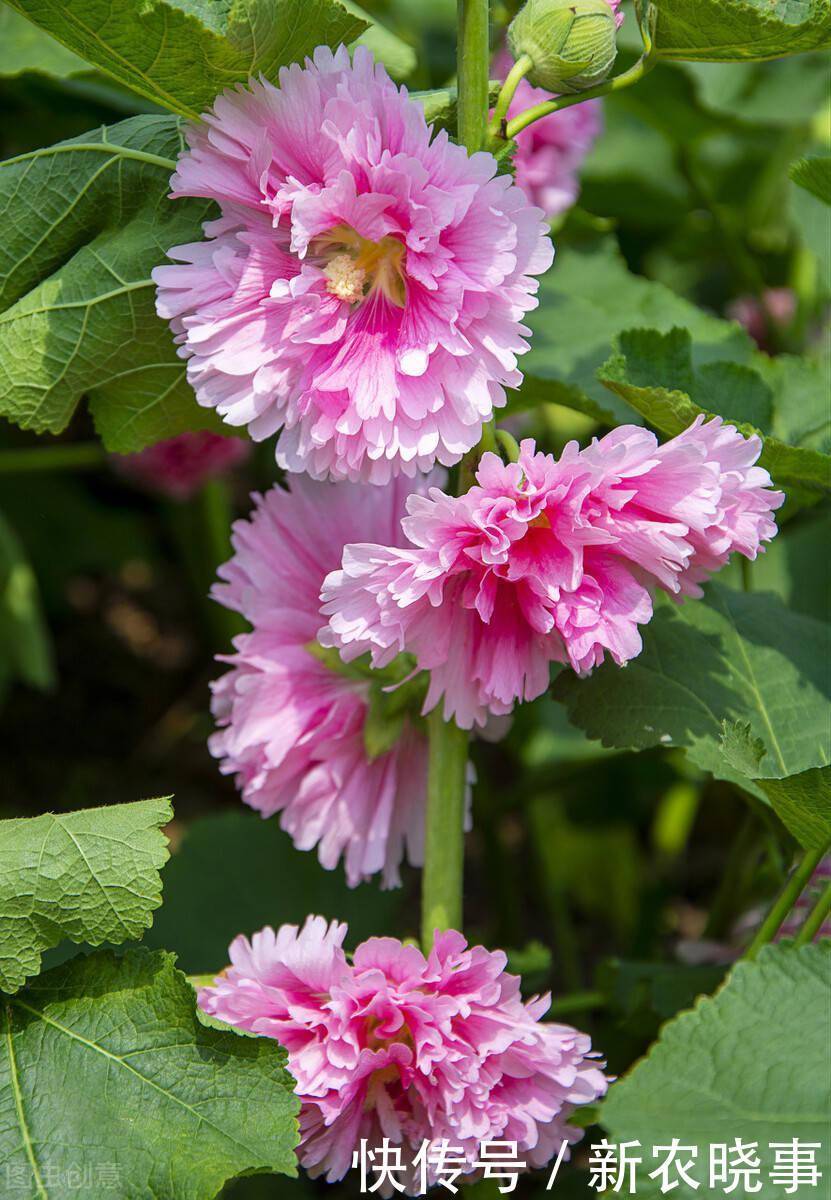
507 0 619 94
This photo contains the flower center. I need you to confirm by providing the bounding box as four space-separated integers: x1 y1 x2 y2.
323 254 367 304
317 224 406 308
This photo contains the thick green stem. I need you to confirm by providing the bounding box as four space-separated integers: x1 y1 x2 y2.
418 0 489 953
0 443 106 473
745 844 828 960
198 478 234 571
504 49 656 141
421 707 470 948
794 880 831 946
195 478 246 648
456 0 491 153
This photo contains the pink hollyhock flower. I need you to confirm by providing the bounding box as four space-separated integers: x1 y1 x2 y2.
727 287 797 352
153 47 553 485
199 917 608 1192
321 417 783 728
493 49 602 218
210 472 460 888
113 430 250 500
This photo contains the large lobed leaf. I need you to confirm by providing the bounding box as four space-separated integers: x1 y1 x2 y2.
640 0 831 63
0 115 230 452
3 0 369 117
0 798 171 993
519 238 761 426
554 585 831 809
520 241 830 497
601 943 831 1199
790 154 831 205
0 949 299 1197
721 721 831 849
598 327 831 492
0 6 87 78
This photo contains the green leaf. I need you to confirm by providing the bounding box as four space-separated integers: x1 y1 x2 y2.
553 585 831 798
342 0 416 80
678 55 831 128
721 720 831 849
0 6 87 78
717 507 830 623
598 327 831 491
0 798 171 993
598 958 727 1022
0 949 299 1196
641 0 831 63
411 80 501 132
363 690 408 760
601 944 831 1200
0 115 233 452
790 154 831 205
0 509 53 694
143 810 404 974
4 0 368 118
519 238 757 424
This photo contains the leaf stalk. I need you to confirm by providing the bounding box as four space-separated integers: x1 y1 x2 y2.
745 843 829 959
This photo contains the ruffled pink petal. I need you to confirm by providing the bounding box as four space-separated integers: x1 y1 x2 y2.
200 917 608 1192
155 47 553 483
322 421 783 726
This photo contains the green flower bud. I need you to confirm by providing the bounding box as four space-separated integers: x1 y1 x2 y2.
507 0 619 95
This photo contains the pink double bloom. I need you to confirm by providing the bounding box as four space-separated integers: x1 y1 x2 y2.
322 418 783 728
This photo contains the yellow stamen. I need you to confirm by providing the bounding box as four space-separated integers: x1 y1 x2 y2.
324 254 367 304
317 225 407 308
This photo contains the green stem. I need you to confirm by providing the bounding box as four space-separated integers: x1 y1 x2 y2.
496 427 520 463
198 478 234 570
504 48 656 141
740 556 753 593
547 989 605 1017
456 0 491 153
195 478 246 648
458 419 496 491
745 844 828 960
703 813 759 940
548 885 583 991
794 880 831 946
421 707 470 948
418 0 489 952
0 443 106 473
487 52 533 140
